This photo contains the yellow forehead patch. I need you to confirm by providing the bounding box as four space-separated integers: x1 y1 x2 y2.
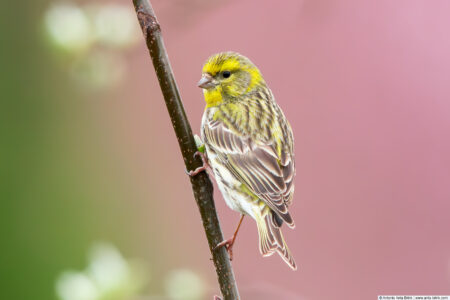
202 56 241 75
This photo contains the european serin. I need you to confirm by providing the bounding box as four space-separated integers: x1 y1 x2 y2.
193 52 296 270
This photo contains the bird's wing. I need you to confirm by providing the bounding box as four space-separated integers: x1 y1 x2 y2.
204 117 295 227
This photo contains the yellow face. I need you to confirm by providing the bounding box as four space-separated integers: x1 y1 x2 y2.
198 52 265 108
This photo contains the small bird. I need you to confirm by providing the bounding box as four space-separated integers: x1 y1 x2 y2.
192 52 296 270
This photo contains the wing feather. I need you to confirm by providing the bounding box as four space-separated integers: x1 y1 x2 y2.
204 117 295 227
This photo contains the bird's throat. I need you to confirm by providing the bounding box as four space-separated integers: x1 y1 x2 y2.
204 87 224 108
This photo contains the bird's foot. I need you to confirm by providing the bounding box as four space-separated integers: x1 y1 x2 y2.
187 151 210 176
214 235 236 260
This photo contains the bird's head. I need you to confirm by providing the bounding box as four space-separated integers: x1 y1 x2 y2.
198 52 266 107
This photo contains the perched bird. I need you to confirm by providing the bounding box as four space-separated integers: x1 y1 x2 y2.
191 52 296 270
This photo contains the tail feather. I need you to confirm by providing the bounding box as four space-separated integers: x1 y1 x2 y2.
260 194 295 229
256 211 297 270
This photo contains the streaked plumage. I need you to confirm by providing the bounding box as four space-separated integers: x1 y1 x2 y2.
198 52 296 270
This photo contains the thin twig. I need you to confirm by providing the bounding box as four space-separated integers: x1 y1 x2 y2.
131 1 240 299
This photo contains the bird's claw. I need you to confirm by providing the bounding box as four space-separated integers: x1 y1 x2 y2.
186 151 210 177
186 165 208 176
214 236 235 260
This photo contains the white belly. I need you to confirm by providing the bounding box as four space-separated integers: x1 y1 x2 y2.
206 145 256 219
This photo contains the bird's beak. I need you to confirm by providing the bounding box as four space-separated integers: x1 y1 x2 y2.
197 73 216 89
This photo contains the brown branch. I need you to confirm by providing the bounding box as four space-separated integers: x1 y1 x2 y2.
131 1 240 299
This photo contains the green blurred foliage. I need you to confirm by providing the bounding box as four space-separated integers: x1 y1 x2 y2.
0 1 141 299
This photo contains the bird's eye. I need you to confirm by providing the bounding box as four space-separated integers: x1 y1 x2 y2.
222 71 231 78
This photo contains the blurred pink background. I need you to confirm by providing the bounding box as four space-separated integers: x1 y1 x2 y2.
82 0 450 298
